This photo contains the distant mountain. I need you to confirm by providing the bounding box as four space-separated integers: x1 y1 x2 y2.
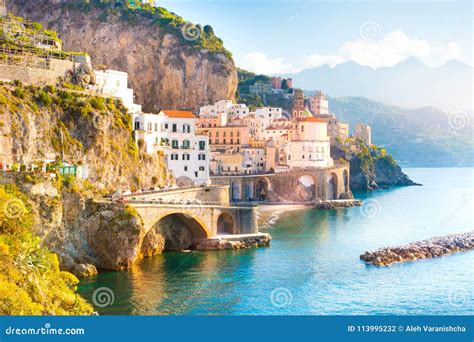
329 97 474 167
282 58 472 112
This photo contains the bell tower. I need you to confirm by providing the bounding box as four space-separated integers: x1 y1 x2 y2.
0 0 7 17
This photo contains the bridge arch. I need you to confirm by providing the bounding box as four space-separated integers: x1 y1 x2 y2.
326 172 338 200
343 169 349 193
217 212 237 235
297 174 316 201
255 177 271 202
144 213 210 252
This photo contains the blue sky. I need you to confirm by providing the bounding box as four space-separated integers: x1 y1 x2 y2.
156 0 473 74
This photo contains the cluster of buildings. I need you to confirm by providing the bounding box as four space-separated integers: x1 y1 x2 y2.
0 0 372 188
97 68 372 186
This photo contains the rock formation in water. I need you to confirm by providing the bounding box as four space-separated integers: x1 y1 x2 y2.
330 143 419 191
360 231 474 266
7 0 238 112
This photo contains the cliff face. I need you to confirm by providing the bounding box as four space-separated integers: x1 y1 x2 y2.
8 0 238 112
0 84 172 191
0 84 174 272
349 153 418 191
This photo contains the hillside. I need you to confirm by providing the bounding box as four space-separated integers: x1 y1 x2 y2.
281 58 472 112
7 0 237 112
329 97 474 167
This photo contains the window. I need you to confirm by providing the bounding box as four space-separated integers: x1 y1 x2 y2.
230 139 234 144
199 141 206 150
198 154 206 161
172 140 179 149
172 124 177 133
183 154 190 160
223 139 226 144
182 140 190 149
164 123 168 130
147 123 152 131
199 166 205 171
134 121 140 130
184 166 188 171
170 154 178 160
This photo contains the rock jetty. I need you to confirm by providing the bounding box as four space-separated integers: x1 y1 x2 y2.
316 199 362 210
360 231 474 266
196 233 271 251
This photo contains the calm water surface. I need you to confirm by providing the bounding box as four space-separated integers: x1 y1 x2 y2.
78 168 474 315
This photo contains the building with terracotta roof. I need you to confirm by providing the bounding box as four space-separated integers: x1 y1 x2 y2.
132 109 210 185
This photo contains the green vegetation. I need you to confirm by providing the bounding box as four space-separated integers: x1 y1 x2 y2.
63 0 232 59
0 83 139 175
0 185 93 315
0 14 89 64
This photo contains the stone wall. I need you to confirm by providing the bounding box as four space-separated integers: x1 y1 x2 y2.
0 58 77 85
130 185 230 204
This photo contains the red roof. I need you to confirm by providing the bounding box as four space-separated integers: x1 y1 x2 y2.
161 110 196 119
298 117 324 123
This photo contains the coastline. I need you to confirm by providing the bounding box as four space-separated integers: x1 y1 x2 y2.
257 203 311 227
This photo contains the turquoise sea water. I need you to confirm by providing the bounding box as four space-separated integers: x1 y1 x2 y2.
78 168 474 315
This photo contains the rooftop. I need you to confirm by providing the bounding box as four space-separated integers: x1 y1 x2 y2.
298 117 325 123
160 110 196 119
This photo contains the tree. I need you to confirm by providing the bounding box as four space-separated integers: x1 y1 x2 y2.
281 79 289 90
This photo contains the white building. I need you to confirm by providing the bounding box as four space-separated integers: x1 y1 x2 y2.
94 69 142 113
282 118 333 169
199 100 249 119
133 110 210 185
254 107 283 127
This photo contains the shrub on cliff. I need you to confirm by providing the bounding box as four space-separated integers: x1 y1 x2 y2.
0 185 93 315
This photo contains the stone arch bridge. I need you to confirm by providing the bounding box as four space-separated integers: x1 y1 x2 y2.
122 186 260 252
211 162 351 203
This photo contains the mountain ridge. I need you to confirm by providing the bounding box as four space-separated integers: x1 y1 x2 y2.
280 58 472 111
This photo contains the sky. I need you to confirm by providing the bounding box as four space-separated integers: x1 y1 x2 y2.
156 0 473 75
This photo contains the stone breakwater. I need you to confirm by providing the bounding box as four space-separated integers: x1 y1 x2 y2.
360 231 474 266
315 199 362 210
196 233 271 251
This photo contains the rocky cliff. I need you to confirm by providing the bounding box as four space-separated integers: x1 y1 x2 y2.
0 83 171 191
348 147 418 191
0 83 175 274
7 0 237 112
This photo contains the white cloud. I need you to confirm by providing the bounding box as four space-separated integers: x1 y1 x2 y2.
304 54 345 68
239 52 296 75
305 30 462 69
